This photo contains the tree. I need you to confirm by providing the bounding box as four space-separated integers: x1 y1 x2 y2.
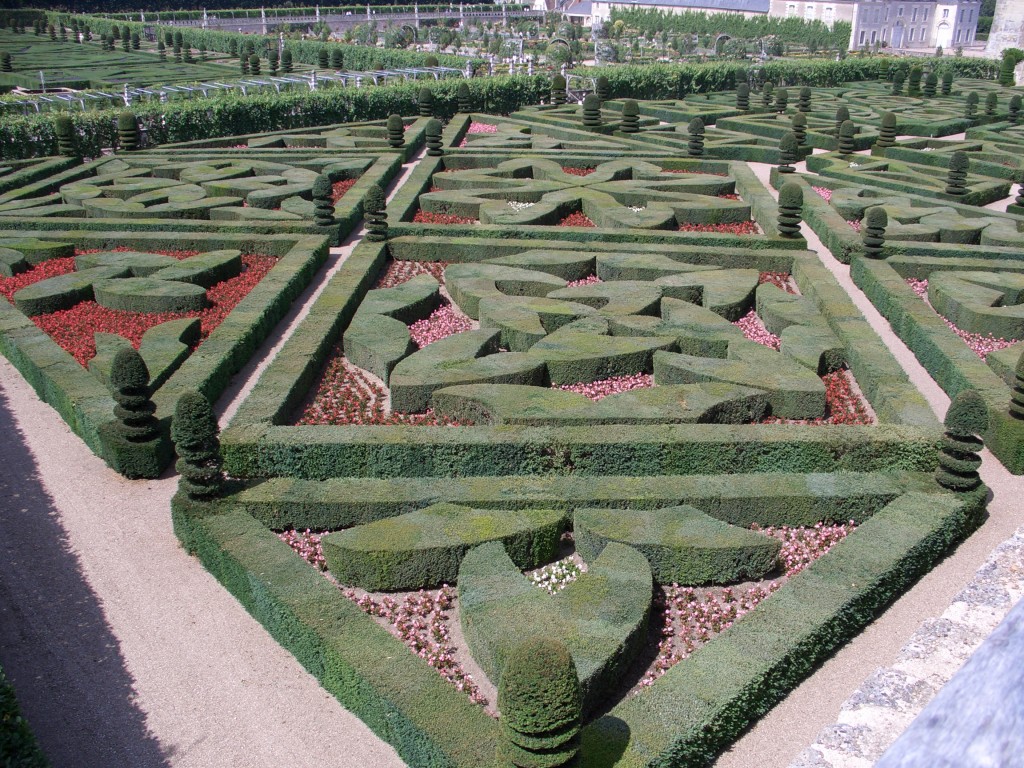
171 391 225 500
109 347 159 444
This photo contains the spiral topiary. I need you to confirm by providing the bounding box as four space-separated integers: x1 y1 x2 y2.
862 205 887 258
777 131 798 173
495 637 582 768
941 70 954 95
109 347 159 444
1011 94 1022 125
790 112 807 146
312 174 335 226
875 112 897 150
892 69 905 96
0 52 11 72
761 81 774 109
945 150 970 195
551 74 567 105
386 114 405 148
907 65 923 96
776 181 803 238
330 48 343 69
1000 51 1017 87
1009 349 1024 420
457 82 471 113
834 106 850 138
985 91 998 116
596 75 610 102
317 49 328 68
736 82 750 111
797 85 811 112
1013 171 1024 209
837 119 856 155
923 71 938 97
620 100 640 133
54 115 77 157
687 117 705 157
417 87 434 117
935 389 988 494
281 48 293 73
117 111 139 151
965 91 979 118
581 93 602 128
775 87 788 113
425 118 443 156
364 183 388 242
171 390 225 500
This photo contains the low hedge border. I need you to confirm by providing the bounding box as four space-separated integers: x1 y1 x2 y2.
0 155 80 195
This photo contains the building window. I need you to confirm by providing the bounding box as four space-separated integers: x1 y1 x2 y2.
859 29 866 44
911 7 917 21
969 9 974 21
956 29 962 41
909 27 915 42
824 6 834 24
923 8 928 20
943 8 949 17
959 8 964 21
787 3 797 16
805 3 815 20
871 29 878 43
898 5 904 16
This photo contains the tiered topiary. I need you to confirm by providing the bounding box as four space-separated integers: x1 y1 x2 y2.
54 115 77 158
965 91 979 118
776 181 803 238
892 70 905 96
797 86 811 112
249 54 261 76
923 71 938 97
582 94 602 128
862 205 887 258
425 118 443 156
837 120 856 155
761 81 774 109
834 106 850 138
620 100 640 133
312 174 336 226
317 49 329 68
945 150 970 195
117 111 139 152
775 87 788 113
736 82 750 111
457 82 472 113
941 70 954 95
131 32 140 51
386 114 405 148
985 91 999 116
935 389 988 495
1000 51 1017 87
596 75 610 102
495 637 582 768
687 117 705 157
1009 349 1024 420
268 48 278 75
1013 171 1024 211
171 390 225 501
778 131 798 173
1011 94 1022 125
418 87 434 117
330 48 343 69
281 48 293 74
157 40 166 62
239 56 249 76
791 112 807 146
907 65 923 96
424 55 439 67
875 112 897 149
551 74 567 105
0 52 11 72
363 183 388 242
109 347 159 445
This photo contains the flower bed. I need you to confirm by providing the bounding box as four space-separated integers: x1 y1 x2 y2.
374 259 449 289
561 166 596 177
555 373 654 401
763 369 873 426
559 211 595 227
409 303 473 348
759 271 798 294
412 210 479 225
332 178 358 203
678 221 759 235
733 310 781 350
905 278 1020 360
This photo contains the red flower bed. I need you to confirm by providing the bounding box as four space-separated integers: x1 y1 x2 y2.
906 277 1019 359
561 166 595 176
678 221 759 235
412 210 478 225
374 259 449 289
717 193 741 200
332 178 358 203
0 257 77 302
733 310 780 350
559 211 595 227
409 303 472 347
759 271 798 294
762 369 873 426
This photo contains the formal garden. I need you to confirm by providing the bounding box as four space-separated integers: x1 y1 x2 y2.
1 6 1022 763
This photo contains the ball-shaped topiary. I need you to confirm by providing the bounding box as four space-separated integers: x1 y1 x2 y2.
457 82 472 113
171 390 225 500
551 74 567 105
424 54 439 67
875 111 897 149
907 65 923 96
945 150 970 195
736 82 750 111
425 118 443 156
496 637 582 768
862 206 888 258
248 54 260 76
312 174 335 226
117 111 139 152
386 114 405 148
837 120 856 155
364 183 388 242
935 389 988 493
281 48 293 73
620 100 640 133
417 87 434 117
985 91 999 116
109 347 159 444
834 106 850 138
778 131 799 173
687 117 705 157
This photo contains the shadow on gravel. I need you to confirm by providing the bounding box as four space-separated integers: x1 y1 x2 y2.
0 382 170 768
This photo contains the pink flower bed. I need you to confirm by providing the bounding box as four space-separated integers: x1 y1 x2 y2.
409 303 472 347
848 219 862 232
565 275 602 288
374 259 449 289
559 211 596 227
561 166 596 176
812 186 833 202
733 310 781 350
555 373 653 401
905 277 1020 359
663 169 728 177
413 210 479 225
759 271 798 294
763 369 873 426
457 122 498 147
678 221 760 235
277 529 327 570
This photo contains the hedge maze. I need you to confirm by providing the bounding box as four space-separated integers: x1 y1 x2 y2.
6 80 1017 767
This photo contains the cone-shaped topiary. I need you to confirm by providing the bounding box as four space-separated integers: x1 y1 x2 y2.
0 52 11 72
109 347 159 443
117 111 139 151
249 54 260 76
418 87 434 117
687 117 705 157
425 118 443 156
923 71 938 97
736 82 750 111
281 48 293 73
907 65 923 96
457 82 471 113
935 389 988 493
761 81 774 109
790 112 807 146
778 131 798 173
157 40 166 61
776 181 803 238
941 70 954 95
596 75 610 102
171 390 225 500
1011 94 1022 125
797 85 811 112
1000 52 1016 87
1010 349 1024 420
965 91 979 118
834 106 850 138
620 100 640 133
317 49 328 68
985 91 999 116
386 114 405 148
1013 171 1024 209
551 74 567 105
54 115 77 157
892 70 905 96
945 150 970 195
239 56 249 76
312 174 335 226
775 87 788 113
496 637 582 768
364 184 388 242
581 94 602 128
862 205 887 258
837 120 856 155
330 48 343 69
875 112 897 149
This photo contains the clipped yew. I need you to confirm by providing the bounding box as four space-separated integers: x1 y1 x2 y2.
761 81 774 109
425 118 443 156
791 112 807 146
364 183 388 242
317 49 329 68
54 115 77 157
945 150 970 195
386 114 405 148
776 181 803 238
582 94 602 127
457 81 471 112
892 70 905 96
907 65 923 96
862 206 887 258
596 75 610 102
778 131 798 173
875 112 897 149
496 637 582 768
417 87 434 117
281 48 293 73
172 391 225 500
837 120 856 155
965 91 979 118
923 71 938 97
330 48 343 69
834 106 850 138
109 347 159 444
985 91 999 116
775 87 788 113
936 389 988 494
1011 94 1022 124
620 100 640 133
312 174 335 226
797 85 811 112
941 70 954 95
687 117 705 157
0 52 11 72
117 111 139 151
551 74 567 105
736 82 750 111
1010 350 1024 420
1000 51 1016 87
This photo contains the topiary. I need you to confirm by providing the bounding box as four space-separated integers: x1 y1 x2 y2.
267 47 277 75
386 114 405 148
495 637 581 768
171 390 225 500
131 31 140 50
109 347 159 444
965 90 979 118
985 91 999 116
117 111 139 151
157 40 166 62
281 48 293 73
418 87 434 117
424 54 439 67
892 69 905 96
620 100 640 133
777 131 798 173
837 120 856 155
834 106 850 138
248 54 260 76
775 87 788 113
687 117 705 157
1011 94 1022 125
363 183 388 242
239 55 249 76
330 48 343 69
797 85 811 112
736 82 749 111
425 118 443 156
0 52 11 72
551 74 567 105
317 49 329 68
790 112 807 146
945 150 970 195
1000 51 1016 87
1010 349 1024 420
761 80 774 109
54 115 77 157
596 75 610 102
941 70 954 95
312 174 335 226
935 389 988 494
776 181 803 238
457 82 471 113
907 65 923 96
862 206 887 258
875 112 897 149
581 93 602 128
923 71 938 97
